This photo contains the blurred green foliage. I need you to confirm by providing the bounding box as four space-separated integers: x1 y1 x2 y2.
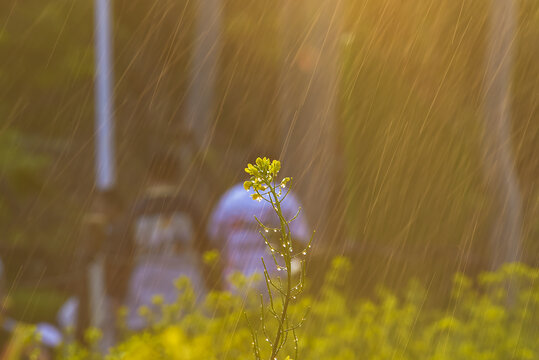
8 288 68 324
0 130 47 244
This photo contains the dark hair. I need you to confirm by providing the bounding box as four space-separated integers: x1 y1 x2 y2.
100 188 123 210
92 188 124 218
148 151 181 182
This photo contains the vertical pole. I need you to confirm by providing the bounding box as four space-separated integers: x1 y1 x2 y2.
94 0 115 190
483 0 521 270
92 0 115 347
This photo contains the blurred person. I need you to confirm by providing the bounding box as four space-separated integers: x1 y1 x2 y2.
207 154 310 292
107 151 210 331
58 189 128 349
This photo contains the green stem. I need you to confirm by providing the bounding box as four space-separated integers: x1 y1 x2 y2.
267 183 293 360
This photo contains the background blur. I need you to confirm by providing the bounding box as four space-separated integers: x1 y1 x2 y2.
0 0 538 324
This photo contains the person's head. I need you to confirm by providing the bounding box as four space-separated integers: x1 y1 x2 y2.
89 188 124 223
147 151 181 185
100 189 124 216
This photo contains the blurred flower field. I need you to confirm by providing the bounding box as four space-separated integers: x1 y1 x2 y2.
32 259 534 360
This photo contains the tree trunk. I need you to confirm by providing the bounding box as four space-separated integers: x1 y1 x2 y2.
483 0 522 269
185 0 222 149
279 0 345 251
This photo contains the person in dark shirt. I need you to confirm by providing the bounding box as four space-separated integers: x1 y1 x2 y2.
105 152 212 331
58 189 129 346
